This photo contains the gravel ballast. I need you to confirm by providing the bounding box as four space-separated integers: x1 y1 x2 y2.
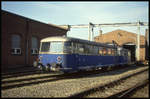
1 65 149 98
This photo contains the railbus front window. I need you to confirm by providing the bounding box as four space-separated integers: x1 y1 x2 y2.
50 42 63 53
40 42 63 53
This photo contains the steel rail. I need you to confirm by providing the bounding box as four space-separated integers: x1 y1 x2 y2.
106 79 149 98
69 68 148 97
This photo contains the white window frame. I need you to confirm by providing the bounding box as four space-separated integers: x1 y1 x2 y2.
11 48 21 54
11 34 21 55
31 48 38 54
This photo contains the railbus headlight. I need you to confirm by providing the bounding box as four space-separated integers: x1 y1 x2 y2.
33 61 38 67
57 56 62 63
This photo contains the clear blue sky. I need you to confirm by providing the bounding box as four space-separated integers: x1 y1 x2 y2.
2 1 149 40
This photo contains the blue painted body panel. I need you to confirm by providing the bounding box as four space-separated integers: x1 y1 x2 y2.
39 54 129 72
39 54 77 70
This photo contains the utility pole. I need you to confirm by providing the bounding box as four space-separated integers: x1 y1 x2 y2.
136 20 141 61
88 22 94 41
88 22 91 41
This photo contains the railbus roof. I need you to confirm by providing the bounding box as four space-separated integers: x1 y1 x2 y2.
41 36 116 48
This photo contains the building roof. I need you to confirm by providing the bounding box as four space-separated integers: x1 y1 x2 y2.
2 10 68 31
95 29 145 38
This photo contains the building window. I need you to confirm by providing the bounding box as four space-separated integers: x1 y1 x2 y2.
11 34 21 54
31 36 38 54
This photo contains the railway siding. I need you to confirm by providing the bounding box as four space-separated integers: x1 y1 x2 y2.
84 71 148 97
1 65 149 98
130 83 149 98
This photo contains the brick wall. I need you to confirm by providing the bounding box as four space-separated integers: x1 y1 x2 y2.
94 29 146 61
2 10 67 69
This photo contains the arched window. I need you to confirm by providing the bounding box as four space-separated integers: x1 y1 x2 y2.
11 34 21 54
31 36 38 54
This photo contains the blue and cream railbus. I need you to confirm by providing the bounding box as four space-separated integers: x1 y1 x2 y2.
33 36 131 73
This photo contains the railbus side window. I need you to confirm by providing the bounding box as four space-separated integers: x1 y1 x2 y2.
111 49 115 55
103 48 107 55
93 46 99 55
120 49 124 56
64 41 72 53
73 43 79 54
89 44 93 55
77 43 87 54
124 50 128 56
84 43 90 55
72 42 78 54
89 45 93 55
115 49 118 56
99 47 103 55
84 44 88 54
88 44 93 55
108 48 112 55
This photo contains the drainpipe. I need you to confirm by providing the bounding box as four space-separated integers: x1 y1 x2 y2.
25 19 29 66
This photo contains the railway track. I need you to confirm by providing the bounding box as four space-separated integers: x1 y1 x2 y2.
1 65 148 98
1 64 135 80
1 66 42 79
69 68 149 98
1 65 147 91
106 79 149 98
1 69 114 90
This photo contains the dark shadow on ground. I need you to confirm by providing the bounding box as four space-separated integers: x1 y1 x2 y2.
1 64 148 90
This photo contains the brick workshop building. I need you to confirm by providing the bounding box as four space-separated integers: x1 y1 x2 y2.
2 10 68 70
94 29 147 62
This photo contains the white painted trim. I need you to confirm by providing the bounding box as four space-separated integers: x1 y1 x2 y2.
11 48 21 54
